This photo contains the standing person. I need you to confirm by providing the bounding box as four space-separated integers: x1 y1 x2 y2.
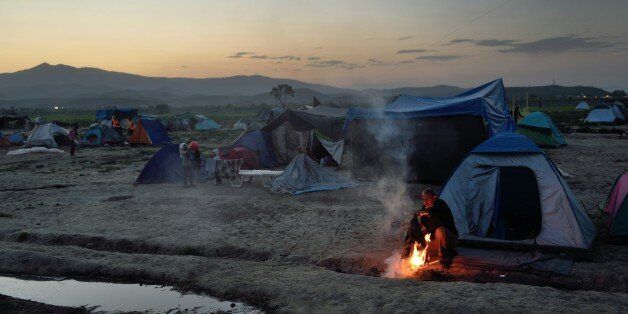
513 105 524 124
207 148 222 185
112 115 122 136
189 141 201 187
128 119 135 137
68 124 78 156
179 143 192 188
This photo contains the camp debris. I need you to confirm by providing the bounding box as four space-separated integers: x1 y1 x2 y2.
584 107 625 125
129 118 171 146
345 78 515 183
438 133 595 250
7 147 65 155
270 154 355 195
575 101 590 110
135 144 208 184
80 125 124 146
24 123 70 148
516 112 566 148
603 173 628 244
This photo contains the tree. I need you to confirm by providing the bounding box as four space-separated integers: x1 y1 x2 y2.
270 84 295 109
155 104 170 114
612 90 626 97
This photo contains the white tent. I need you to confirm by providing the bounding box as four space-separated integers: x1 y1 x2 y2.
233 118 250 130
585 108 625 124
24 123 69 148
438 133 595 250
575 101 590 110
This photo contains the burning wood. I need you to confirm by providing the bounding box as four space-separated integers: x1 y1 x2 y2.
383 233 431 278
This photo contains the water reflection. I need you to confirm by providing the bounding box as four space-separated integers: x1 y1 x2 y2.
0 275 260 313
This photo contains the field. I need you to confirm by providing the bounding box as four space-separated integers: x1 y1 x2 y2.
0 108 627 312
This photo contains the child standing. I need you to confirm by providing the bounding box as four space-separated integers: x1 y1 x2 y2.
179 143 192 187
189 141 201 187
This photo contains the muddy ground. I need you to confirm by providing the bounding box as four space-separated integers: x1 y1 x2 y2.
0 131 627 312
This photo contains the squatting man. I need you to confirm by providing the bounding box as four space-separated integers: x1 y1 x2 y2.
403 188 459 266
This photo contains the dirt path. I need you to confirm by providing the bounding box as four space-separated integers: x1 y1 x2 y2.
0 132 626 311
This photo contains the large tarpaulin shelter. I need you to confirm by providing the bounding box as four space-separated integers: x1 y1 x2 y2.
261 106 348 164
0 115 30 130
439 133 596 250
270 154 355 195
24 123 70 148
517 112 566 148
345 78 516 183
603 173 628 243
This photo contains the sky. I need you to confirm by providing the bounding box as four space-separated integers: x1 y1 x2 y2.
1 0 627 90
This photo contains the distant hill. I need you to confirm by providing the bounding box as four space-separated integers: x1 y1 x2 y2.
0 63 610 108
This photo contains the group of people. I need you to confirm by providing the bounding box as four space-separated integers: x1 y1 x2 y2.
111 115 135 137
179 141 203 188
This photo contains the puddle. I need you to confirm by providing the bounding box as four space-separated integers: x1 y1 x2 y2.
0 275 261 313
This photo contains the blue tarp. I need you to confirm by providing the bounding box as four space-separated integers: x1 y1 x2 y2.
135 144 208 184
233 130 278 168
471 133 542 154
142 119 171 145
96 110 113 121
270 154 355 195
8 133 24 145
96 108 138 121
345 78 516 137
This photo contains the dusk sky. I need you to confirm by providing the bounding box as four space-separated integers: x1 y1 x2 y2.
1 0 627 90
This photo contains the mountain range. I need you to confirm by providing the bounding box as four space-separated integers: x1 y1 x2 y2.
0 63 610 108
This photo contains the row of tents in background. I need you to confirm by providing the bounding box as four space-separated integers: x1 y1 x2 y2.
576 100 626 124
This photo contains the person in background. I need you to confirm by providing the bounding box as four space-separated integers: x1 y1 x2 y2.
206 148 222 185
189 141 201 187
128 119 135 137
179 143 192 188
111 115 122 136
68 123 78 157
513 105 524 124
403 188 459 265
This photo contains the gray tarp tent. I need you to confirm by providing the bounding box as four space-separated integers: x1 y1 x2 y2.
270 154 355 195
261 106 348 165
24 123 70 148
438 133 596 250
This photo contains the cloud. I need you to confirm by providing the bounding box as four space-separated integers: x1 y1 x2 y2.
415 55 462 61
397 49 428 54
367 58 413 66
227 52 254 58
179 65 188 68
307 59 360 70
314 46 323 50
307 57 320 61
448 38 518 46
248 54 301 61
498 35 616 53
398 36 413 41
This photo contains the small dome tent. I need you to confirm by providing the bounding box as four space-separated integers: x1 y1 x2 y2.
129 117 171 146
438 133 595 250
575 101 590 110
585 108 625 125
24 123 70 148
516 112 566 148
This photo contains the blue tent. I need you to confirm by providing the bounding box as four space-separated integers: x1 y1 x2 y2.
81 128 103 146
96 109 113 121
7 133 24 145
130 118 171 145
346 78 516 136
194 118 220 131
135 144 208 184
234 130 278 168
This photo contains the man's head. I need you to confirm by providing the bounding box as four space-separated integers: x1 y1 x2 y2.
421 188 437 209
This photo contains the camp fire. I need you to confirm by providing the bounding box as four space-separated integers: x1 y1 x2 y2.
408 233 431 270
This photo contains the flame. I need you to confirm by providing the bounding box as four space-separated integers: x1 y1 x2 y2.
408 233 431 270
